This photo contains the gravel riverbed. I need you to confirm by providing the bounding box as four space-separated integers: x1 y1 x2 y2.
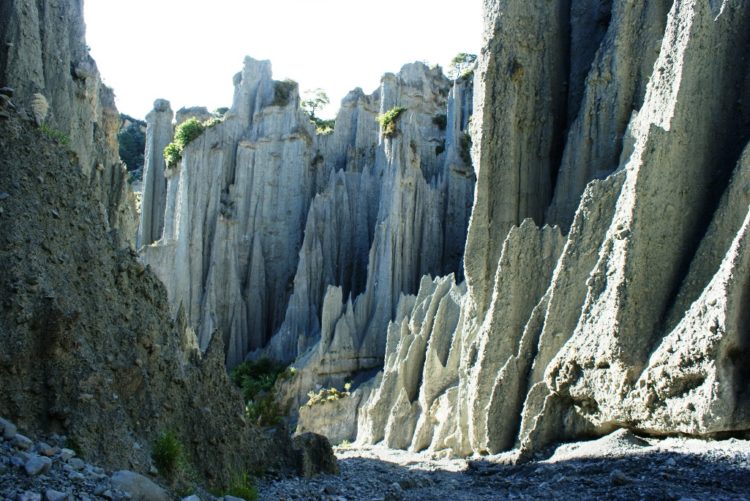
259 430 750 500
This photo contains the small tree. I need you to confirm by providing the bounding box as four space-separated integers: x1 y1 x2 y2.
447 53 478 80
301 88 330 120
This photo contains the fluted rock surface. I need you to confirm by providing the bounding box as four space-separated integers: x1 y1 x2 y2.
0 0 137 247
137 99 172 247
349 0 750 456
142 58 476 371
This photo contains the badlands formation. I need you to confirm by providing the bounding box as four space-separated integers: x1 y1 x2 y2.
141 0 750 457
1 0 750 497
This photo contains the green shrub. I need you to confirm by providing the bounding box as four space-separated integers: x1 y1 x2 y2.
305 386 350 407
230 358 294 426
432 114 447 131
163 117 207 168
226 471 258 500
435 141 446 156
312 118 335 135
272 80 297 107
40 124 70 146
152 431 183 477
377 106 406 138
163 142 182 168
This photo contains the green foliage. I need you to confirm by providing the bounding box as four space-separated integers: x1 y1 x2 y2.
174 117 205 146
447 53 478 80
338 440 352 449
273 79 298 107
459 132 472 165
305 386 350 407
230 358 294 426
313 118 335 135
226 471 259 500
163 117 208 168
163 142 182 168
40 124 70 146
301 88 330 119
301 88 335 135
432 114 447 131
435 140 446 156
152 431 183 477
118 115 146 171
377 106 406 138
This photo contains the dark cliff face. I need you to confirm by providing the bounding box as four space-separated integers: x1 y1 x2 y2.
0 98 299 491
0 0 137 247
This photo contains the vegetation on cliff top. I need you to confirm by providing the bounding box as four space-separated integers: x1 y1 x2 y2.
163 115 223 168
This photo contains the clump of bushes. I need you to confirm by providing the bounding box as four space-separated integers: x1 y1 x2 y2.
226 471 259 500
435 140 446 156
152 430 184 477
377 106 406 138
272 79 298 107
312 118 335 135
230 358 296 426
163 115 226 168
305 383 351 407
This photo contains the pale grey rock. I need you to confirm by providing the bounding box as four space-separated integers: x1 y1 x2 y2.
137 99 173 247
0 417 17 440
17 492 42 501
143 57 474 373
43 489 69 501
110 470 169 501
350 0 750 458
175 106 211 125
279 65 474 416
546 0 671 230
24 455 51 476
13 434 33 450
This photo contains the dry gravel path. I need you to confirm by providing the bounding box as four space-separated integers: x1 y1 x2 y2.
259 430 750 500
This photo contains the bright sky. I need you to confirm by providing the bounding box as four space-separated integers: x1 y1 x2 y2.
84 1 483 120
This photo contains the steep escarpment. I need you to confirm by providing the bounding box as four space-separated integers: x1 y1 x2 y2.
140 58 476 371
0 0 137 247
346 0 750 456
0 110 301 487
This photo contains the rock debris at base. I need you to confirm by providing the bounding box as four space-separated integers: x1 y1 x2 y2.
0 416 170 501
259 430 750 500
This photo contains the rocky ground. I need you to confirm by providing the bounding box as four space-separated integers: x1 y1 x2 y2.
0 416 173 501
260 430 750 500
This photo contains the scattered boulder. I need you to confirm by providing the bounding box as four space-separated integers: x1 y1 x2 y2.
110 470 169 501
292 432 339 477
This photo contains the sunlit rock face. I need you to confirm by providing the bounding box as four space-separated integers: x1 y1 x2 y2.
0 0 138 247
345 0 750 455
140 57 475 369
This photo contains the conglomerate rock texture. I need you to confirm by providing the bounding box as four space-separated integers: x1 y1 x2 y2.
140 58 476 371
343 0 750 455
0 0 138 247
